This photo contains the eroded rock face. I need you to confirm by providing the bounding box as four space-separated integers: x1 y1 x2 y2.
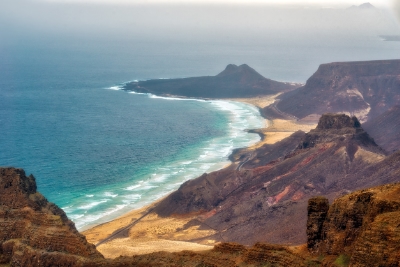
307 183 400 267
0 167 103 266
274 59 400 122
306 196 329 252
363 105 400 154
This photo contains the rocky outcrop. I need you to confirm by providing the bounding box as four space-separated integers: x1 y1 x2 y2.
123 64 299 98
0 167 103 266
307 183 400 267
306 196 329 252
273 59 400 122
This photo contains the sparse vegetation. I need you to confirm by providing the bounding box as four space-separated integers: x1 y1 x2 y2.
334 254 350 267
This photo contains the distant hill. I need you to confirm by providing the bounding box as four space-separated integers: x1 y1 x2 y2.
348 2 375 10
363 105 400 154
154 114 399 245
123 64 299 98
272 60 400 122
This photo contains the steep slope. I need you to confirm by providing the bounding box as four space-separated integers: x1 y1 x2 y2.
307 182 400 267
273 60 400 122
363 105 400 154
123 64 299 98
154 114 393 245
0 168 103 266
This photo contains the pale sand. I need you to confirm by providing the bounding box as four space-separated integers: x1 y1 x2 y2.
224 93 281 109
82 95 317 258
97 238 213 258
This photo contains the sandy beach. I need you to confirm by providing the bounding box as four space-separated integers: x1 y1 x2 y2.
82 94 317 258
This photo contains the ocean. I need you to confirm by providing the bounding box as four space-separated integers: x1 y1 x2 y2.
1 3 399 230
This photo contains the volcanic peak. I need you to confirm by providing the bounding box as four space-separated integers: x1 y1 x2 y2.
298 114 379 151
316 113 361 130
216 63 265 80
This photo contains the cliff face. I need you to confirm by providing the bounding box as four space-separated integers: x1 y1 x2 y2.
0 167 103 266
274 60 400 122
123 64 299 98
363 105 400 153
154 114 395 245
307 183 400 267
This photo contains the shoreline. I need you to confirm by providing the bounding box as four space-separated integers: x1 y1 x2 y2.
82 93 317 257
74 91 264 231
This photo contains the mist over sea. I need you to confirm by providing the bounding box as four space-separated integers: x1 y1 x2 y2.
1 2 399 229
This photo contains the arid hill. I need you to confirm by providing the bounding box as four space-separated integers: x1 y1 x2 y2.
363 105 400 154
154 114 400 245
123 64 299 98
270 60 400 122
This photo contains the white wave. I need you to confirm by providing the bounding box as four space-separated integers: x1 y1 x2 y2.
148 94 206 102
104 192 118 198
77 199 108 210
106 86 123 90
75 204 128 229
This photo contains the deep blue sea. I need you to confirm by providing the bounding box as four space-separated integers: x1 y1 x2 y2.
1 3 399 230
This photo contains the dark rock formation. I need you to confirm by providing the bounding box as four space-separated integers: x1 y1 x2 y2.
363 105 400 154
0 167 103 266
154 114 397 245
272 60 400 122
123 64 299 98
307 183 400 267
306 196 329 252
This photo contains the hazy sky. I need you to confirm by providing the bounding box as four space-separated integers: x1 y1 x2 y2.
38 0 392 7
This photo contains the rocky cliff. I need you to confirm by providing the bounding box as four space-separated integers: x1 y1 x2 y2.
123 64 299 98
0 167 103 266
307 183 400 267
154 114 397 245
273 60 400 122
363 105 400 154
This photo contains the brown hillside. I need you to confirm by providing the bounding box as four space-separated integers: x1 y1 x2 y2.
154 114 394 245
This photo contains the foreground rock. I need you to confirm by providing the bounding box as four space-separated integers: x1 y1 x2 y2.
123 64 299 98
0 168 103 266
307 183 400 266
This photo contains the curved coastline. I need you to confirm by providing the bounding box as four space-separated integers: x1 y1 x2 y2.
82 92 318 257
76 89 267 231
